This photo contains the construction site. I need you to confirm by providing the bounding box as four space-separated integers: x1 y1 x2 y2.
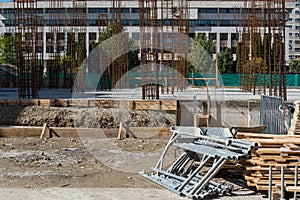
0 0 300 199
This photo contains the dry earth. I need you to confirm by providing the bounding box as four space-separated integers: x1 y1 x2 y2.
0 137 265 200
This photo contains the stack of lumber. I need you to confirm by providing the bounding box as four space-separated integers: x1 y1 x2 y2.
236 132 300 191
289 101 300 135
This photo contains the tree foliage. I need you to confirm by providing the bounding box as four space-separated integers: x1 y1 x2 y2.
97 21 140 70
218 47 234 74
188 34 214 73
0 34 17 66
289 59 300 73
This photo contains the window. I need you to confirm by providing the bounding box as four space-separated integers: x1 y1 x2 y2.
46 33 54 41
209 33 217 40
89 33 96 40
111 8 129 13
121 20 130 26
88 8 108 13
121 8 130 13
37 33 43 40
197 20 206 26
132 33 139 40
189 20 195 27
89 20 98 26
46 9 65 13
132 8 139 13
4 9 15 14
57 33 65 41
219 8 237 13
37 46 43 53
231 33 238 40
132 20 139 26
198 8 217 13
207 20 217 26
46 46 54 53
57 46 64 53
220 33 228 40
34 9 43 14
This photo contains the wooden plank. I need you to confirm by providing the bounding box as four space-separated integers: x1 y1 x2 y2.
284 143 300 150
0 126 42 138
89 100 112 108
114 100 133 109
50 99 66 107
247 139 300 145
286 186 300 192
6 99 20 106
20 99 38 106
38 99 51 107
67 99 89 107
134 100 161 110
0 126 171 139
117 122 123 140
257 179 300 185
254 148 281 154
161 100 177 111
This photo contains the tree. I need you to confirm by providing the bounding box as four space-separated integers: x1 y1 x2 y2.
188 34 214 73
0 34 17 66
218 47 234 73
289 59 300 73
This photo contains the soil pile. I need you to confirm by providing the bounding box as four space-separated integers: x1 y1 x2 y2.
0 105 173 128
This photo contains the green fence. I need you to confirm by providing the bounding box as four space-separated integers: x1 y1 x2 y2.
40 72 300 88
188 73 300 87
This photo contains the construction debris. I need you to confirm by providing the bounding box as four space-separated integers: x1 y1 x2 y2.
140 126 257 199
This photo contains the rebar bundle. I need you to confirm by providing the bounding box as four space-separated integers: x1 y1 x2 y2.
237 0 287 100
139 0 189 99
14 0 40 98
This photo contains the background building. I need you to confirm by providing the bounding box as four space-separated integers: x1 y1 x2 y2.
0 0 296 99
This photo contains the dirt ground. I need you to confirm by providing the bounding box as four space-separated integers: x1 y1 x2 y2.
0 137 167 188
0 136 265 200
0 103 265 199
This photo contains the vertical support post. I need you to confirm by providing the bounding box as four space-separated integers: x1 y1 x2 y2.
281 166 285 200
294 166 298 200
269 165 273 200
193 95 197 116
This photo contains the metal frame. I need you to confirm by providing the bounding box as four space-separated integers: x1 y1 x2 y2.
141 126 257 199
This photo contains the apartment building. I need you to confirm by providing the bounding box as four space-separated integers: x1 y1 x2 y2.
0 0 296 64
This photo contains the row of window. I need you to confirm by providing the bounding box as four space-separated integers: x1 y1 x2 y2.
3 7 286 15
198 8 284 14
3 8 136 14
4 19 244 27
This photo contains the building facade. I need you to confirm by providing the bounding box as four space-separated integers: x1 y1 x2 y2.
0 0 296 67
287 0 300 62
